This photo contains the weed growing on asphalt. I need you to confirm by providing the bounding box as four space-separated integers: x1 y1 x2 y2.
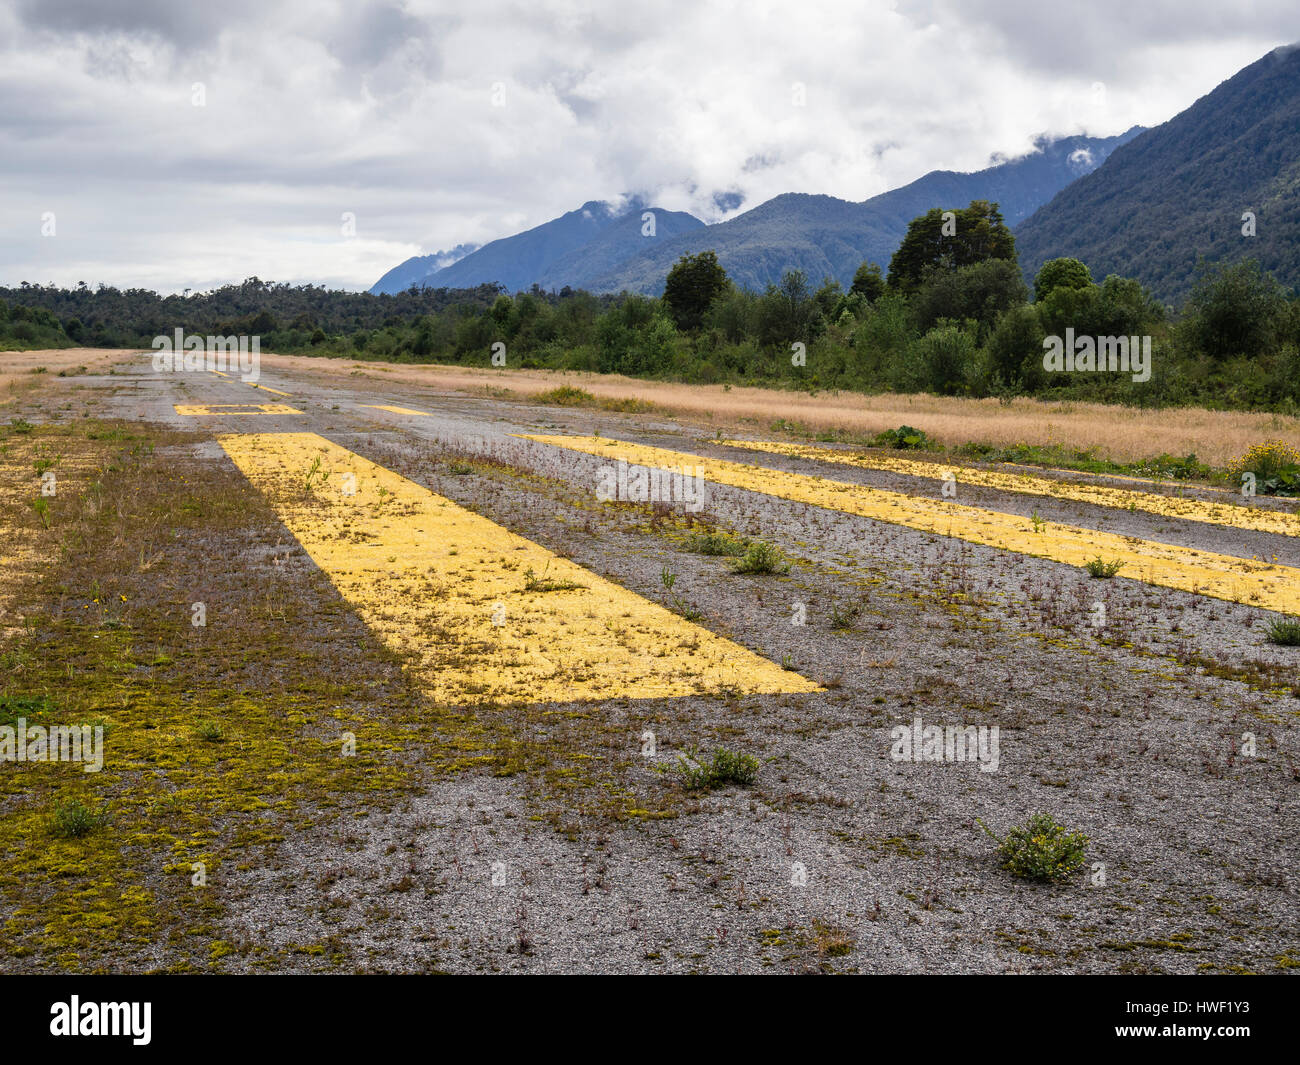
48 799 111 840
979 813 1088 882
730 540 789 575
829 597 862 630
1084 557 1126 578
1266 616 1300 646
523 562 586 593
303 455 330 491
667 745 761 791
684 530 749 556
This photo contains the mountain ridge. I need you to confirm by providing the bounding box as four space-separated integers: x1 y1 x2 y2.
373 129 1142 297
1013 44 1300 302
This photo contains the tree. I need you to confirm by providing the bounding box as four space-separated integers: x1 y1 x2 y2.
756 270 822 347
887 200 1017 292
986 304 1046 389
663 250 730 331
1182 259 1288 360
850 262 886 303
1035 273 1161 343
911 259 1028 335
1034 257 1092 302
911 322 979 395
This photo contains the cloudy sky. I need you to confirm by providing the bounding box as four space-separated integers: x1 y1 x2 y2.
1 0 1294 293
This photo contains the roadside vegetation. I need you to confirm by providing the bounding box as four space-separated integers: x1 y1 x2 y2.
5 202 1300 416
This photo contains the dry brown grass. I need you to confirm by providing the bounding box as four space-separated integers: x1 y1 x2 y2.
0 348 137 402
253 353 1300 468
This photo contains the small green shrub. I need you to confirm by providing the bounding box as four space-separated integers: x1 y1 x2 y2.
671 746 761 791
1266 616 1300 646
195 720 225 742
730 540 789 575
1084 557 1125 578
533 385 595 406
49 799 111 839
684 530 749 556
872 424 931 450
980 813 1088 882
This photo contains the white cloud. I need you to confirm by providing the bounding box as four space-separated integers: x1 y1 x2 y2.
0 0 1294 292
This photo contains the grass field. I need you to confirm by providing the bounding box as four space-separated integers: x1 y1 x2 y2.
256 354 1300 468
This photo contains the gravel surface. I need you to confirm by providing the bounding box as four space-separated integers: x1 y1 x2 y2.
38 357 1300 973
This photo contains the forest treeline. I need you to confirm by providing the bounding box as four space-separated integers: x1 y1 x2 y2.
4 199 1299 413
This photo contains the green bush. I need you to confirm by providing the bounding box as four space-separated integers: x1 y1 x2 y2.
684 530 750 556
872 424 931 450
981 813 1088 882
729 540 789 574
1266 616 1300 646
911 322 979 396
49 799 111 839
672 746 761 790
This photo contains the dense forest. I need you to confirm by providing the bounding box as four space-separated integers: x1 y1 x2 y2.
4 200 1299 415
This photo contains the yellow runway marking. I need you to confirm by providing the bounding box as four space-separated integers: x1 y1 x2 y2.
209 369 230 378
722 440 1300 538
175 403 302 416
247 383 292 396
523 435 1300 616
1006 463 1233 493
363 405 432 416
217 433 819 705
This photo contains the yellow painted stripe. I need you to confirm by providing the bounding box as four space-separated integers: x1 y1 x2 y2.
523 435 1300 615
217 433 819 705
363 404 432 416
722 440 1299 538
248 383 292 396
209 369 230 378
175 403 302 416
1006 463 1233 493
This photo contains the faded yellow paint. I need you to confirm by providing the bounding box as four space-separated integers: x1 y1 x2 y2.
218 432 819 705
174 403 303 416
247 383 292 396
363 405 432 416
523 435 1300 615
722 439 1300 537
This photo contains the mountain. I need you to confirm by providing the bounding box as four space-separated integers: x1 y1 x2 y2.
371 130 1140 297
1014 44 1300 303
370 242 479 294
535 207 707 291
371 199 703 295
586 131 1140 295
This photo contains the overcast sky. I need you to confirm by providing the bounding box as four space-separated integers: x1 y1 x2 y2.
1 0 1294 294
